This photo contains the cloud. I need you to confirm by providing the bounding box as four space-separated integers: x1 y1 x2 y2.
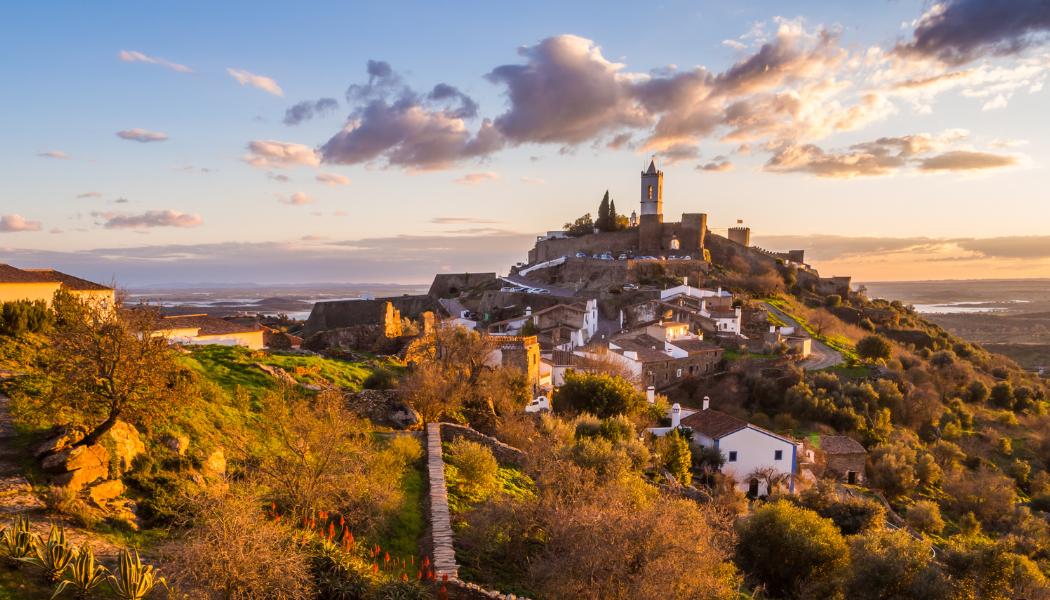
989 139 1028 148
894 0 1050 66
316 172 351 187
430 217 503 224
455 172 500 185
171 166 215 174
113 198 130 204
227 68 284 96
763 143 906 178
915 150 1021 172
301 234 329 241
50 228 62 234
268 173 291 183
94 210 203 229
982 93 1010 110
117 50 193 74
0 215 42 232
697 160 735 172
722 40 748 51
283 98 340 125
320 62 502 171
956 236 1050 259
38 151 74 159
76 191 101 198
116 128 168 143
333 210 348 217
240 140 321 170
520 177 546 184
277 192 316 206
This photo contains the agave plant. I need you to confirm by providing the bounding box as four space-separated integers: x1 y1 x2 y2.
52 544 108 599
19 522 77 584
0 515 37 568
107 549 166 600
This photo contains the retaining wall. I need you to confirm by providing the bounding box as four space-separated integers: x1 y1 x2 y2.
439 423 529 466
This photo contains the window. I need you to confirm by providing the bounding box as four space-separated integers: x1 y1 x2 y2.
676 369 682 378
728 451 737 462
774 450 783 460
647 185 653 199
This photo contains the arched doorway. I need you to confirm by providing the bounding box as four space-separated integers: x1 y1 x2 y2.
448 287 459 295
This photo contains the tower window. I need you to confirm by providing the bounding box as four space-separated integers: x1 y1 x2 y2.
647 185 653 199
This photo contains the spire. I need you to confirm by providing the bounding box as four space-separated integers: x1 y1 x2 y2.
645 159 658 174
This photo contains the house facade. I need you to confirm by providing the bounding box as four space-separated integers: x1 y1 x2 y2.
0 264 114 307
156 314 265 349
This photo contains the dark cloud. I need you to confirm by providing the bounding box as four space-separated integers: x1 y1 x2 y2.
696 160 735 172
116 129 168 143
282 98 340 126
320 61 502 171
762 143 906 178
114 198 130 204
916 150 1021 172
91 210 203 229
957 236 1050 259
895 0 1050 66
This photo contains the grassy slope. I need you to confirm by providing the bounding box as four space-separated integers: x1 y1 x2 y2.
370 462 427 565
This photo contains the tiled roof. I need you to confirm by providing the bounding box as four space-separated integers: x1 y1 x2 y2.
0 264 55 284
820 435 866 455
550 349 586 366
159 314 257 335
24 269 112 291
680 409 748 439
670 339 722 354
611 337 671 363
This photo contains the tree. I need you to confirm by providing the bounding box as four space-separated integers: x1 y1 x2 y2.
1 299 53 336
656 429 692 485
735 501 848 599
597 191 610 232
990 381 1014 409
608 198 622 231
856 334 893 362
563 213 594 237
40 290 183 447
842 529 946 600
825 294 842 308
809 307 836 338
552 371 646 418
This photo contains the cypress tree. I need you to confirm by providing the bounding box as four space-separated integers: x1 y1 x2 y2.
609 198 618 231
597 191 610 232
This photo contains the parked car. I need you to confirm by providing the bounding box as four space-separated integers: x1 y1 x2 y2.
561 255 570 259
623 283 638 291
618 254 627 260
601 253 613 260
501 286 519 292
682 255 692 260
592 254 600 259
575 253 587 258
534 288 551 294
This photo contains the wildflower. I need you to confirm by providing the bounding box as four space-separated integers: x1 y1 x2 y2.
401 573 408 581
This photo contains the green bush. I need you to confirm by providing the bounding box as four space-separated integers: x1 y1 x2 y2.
906 500 945 535
447 437 499 502
363 366 399 390
825 294 842 308
856 334 893 362
551 371 646 418
1 299 53 336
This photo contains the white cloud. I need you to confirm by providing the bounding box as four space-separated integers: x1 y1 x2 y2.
227 68 284 96
722 40 748 51
982 93 1010 110
116 128 168 143
117 51 193 74
278 192 316 206
0 215 42 232
38 151 74 159
520 177 546 185
988 139 1028 148
455 172 500 186
316 172 351 187
240 140 321 170
301 234 328 241
76 191 101 198
333 210 348 217
94 210 203 229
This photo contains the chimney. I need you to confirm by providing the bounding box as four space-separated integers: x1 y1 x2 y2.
646 386 655 404
703 396 710 410
684 276 688 287
717 286 722 295
671 403 681 428
525 306 532 316
770 325 775 333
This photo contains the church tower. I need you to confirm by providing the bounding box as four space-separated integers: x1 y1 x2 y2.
640 159 663 217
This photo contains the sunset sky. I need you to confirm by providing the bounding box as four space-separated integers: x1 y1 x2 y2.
2 0 1049 285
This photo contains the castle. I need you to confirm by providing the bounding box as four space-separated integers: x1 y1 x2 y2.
528 160 707 264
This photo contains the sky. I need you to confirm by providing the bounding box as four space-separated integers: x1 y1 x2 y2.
2 0 1050 285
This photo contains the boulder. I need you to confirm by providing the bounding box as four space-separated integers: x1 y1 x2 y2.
88 480 125 507
161 435 190 456
250 362 299 386
33 424 88 458
203 449 226 476
105 420 145 471
52 462 108 491
388 401 420 429
42 444 109 474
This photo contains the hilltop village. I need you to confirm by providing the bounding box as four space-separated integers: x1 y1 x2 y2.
3 162 1050 599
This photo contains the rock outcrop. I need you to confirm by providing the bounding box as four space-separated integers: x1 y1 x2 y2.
345 390 420 430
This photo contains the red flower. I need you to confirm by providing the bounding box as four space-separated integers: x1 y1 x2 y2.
442 574 449 583
418 570 422 580
401 573 408 581
372 564 378 574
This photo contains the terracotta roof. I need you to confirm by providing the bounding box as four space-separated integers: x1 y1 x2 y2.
611 337 672 363
649 321 686 329
680 409 748 439
820 435 866 455
550 349 586 366
24 269 112 291
670 339 722 354
0 264 55 284
159 314 257 336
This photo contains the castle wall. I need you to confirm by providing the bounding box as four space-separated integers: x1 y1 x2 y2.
428 273 496 297
639 214 664 250
728 227 750 246
528 229 640 263
705 232 779 272
304 295 442 336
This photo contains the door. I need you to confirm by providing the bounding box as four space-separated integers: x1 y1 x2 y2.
748 478 760 497
847 471 857 485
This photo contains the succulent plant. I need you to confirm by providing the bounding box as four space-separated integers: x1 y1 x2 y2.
18 522 77 584
107 549 166 600
52 544 108 599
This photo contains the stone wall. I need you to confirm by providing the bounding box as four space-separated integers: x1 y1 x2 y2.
521 257 708 291
476 291 580 321
304 295 441 336
528 229 640 264
301 324 414 354
429 273 497 298
439 423 528 466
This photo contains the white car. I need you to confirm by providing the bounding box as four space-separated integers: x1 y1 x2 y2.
618 254 627 260
623 283 638 291
525 396 550 413
534 288 551 294
575 253 587 258
501 286 520 292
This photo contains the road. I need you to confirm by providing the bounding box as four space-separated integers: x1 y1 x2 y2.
761 302 843 370
501 275 620 339
439 297 468 318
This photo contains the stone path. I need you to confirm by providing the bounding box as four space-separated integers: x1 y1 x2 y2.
426 422 458 579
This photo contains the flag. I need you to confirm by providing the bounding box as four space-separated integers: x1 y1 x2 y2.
737 219 743 224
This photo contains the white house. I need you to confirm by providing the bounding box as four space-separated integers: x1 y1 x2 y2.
699 300 741 334
660 285 733 302
487 300 599 351
679 398 797 495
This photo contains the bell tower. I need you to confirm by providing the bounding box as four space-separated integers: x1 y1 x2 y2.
640 159 663 217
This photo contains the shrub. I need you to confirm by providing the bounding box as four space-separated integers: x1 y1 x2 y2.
990 382 1014 409
363 366 399 390
825 295 842 308
859 318 876 332
856 335 893 362
843 529 946 600
44 485 77 514
448 437 499 501
598 414 635 443
383 435 424 470
572 413 602 438
1 299 54 336
736 501 848 599
552 371 646 418
656 429 692 486
907 500 945 535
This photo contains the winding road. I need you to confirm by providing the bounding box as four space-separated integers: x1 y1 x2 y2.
501 275 620 339
761 302 844 370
